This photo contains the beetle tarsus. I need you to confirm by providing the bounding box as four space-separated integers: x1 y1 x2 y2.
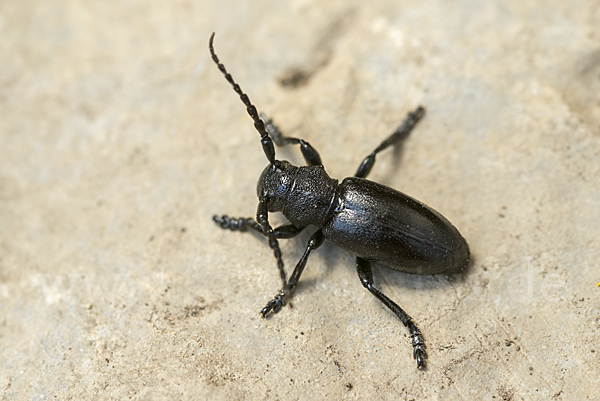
261 291 286 317
409 322 427 368
213 215 256 232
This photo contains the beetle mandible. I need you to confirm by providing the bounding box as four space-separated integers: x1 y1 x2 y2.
209 33 469 369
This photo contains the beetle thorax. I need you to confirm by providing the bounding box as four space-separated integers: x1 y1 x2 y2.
257 161 338 229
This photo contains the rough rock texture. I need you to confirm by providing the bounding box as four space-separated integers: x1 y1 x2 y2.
1 1 599 399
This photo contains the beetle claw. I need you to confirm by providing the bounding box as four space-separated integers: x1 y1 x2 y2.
414 347 427 369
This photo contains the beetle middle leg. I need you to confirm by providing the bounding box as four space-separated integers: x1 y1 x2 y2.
262 229 325 316
355 106 425 179
260 113 323 166
356 257 427 368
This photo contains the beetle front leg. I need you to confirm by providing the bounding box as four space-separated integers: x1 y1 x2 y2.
260 113 323 166
262 229 325 317
356 257 427 369
257 198 288 290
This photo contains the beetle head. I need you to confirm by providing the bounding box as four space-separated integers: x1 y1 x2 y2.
257 160 298 212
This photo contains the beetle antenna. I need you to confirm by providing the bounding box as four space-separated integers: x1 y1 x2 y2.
209 33 276 163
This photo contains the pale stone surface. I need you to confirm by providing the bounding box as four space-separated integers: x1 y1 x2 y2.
1 1 599 399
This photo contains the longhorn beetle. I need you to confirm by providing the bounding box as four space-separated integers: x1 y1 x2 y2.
209 33 469 368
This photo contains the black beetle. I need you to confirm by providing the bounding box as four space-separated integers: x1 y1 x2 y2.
209 33 469 369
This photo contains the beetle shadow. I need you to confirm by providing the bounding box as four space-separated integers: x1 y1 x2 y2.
241 223 321 287
372 135 410 188
304 235 476 300
373 251 476 297
307 238 352 284
247 224 475 315
245 227 348 300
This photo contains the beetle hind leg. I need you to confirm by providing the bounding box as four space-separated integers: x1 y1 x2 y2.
356 257 427 369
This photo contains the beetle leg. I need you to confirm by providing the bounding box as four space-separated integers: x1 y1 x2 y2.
212 215 261 232
261 229 325 317
260 113 323 166
257 198 287 290
355 106 425 179
213 215 303 239
356 257 427 369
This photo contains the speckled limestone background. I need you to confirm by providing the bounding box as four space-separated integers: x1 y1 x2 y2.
1 1 599 400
